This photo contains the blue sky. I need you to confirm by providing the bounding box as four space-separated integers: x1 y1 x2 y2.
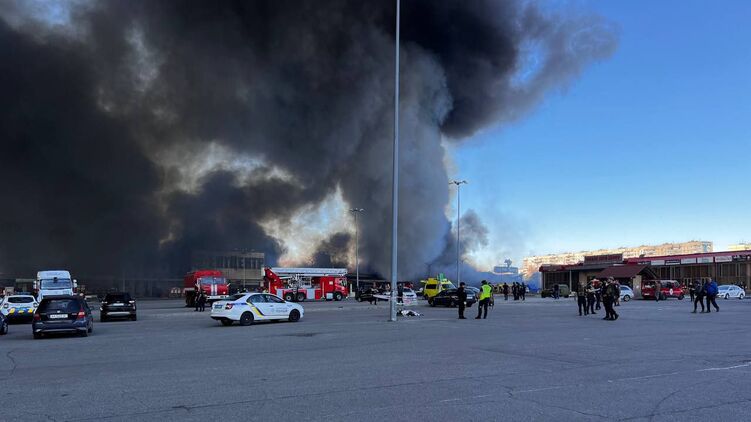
454 0 751 266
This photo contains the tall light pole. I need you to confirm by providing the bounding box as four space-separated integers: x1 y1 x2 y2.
389 0 401 322
450 180 468 287
349 208 364 293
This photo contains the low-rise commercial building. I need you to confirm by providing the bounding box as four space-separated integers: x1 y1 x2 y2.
541 250 751 298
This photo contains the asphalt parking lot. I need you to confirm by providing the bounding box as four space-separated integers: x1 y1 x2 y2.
1 296 750 421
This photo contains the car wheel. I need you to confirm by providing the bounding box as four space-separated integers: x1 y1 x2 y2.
429 299 435 307
623 295 631 302
289 309 301 322
79 329 88 337
446 300 453 308
131 315 137 321
334 292 343 301
101 314 107 323
88 322 93 333
239 312 254 326
33 332 42 339
724 293 729 300
739 294 745 300
220 319 233 326
296 293 306 302
283 292 294 301
678 295 684 300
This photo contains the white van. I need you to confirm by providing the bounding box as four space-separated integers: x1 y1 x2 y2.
36 270 77 300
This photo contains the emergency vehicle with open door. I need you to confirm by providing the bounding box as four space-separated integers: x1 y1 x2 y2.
265 267 349 302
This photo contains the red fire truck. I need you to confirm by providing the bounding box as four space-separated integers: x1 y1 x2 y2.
184 269 230 307
264 267 349 302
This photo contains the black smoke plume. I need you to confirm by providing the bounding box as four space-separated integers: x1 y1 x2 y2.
0 1 616 280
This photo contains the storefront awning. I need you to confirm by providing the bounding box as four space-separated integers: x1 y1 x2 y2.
595 264 657 279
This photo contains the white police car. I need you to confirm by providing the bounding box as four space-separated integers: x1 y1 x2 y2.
210 293 304 326
1 294 39 321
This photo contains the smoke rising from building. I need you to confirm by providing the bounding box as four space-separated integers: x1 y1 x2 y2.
0 1 616 280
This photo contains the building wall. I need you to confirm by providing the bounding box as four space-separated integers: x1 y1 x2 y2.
191 250 265 287
523 241 713 278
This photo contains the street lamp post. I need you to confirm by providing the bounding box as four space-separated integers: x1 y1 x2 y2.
450 180 468 287
389 0 400 322
349 208 364 293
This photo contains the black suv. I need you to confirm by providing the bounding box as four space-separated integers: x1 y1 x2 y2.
430 288 477 307
32 295 93 339
100 292 137 322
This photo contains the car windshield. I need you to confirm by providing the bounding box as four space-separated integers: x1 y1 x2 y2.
105 294 130 302
40 278 73 289
7 296 35 304
199 276 227 285
39 299 79 313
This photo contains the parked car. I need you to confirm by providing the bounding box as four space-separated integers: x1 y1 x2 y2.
211 293 304 326
429 288 476 308
399 288 418 305
100 292 137 322
1 294 38 322
718 285 745 300
423 279 456 304
32 295 94 339
641 280 684 300
0 312 7 335
540 284 571 298
619 286 634 302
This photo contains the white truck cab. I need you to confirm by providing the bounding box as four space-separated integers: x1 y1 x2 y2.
35 270 77 300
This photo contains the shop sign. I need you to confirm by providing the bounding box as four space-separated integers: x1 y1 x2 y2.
651 260 665 266
715 256 732 263
697 257 713 264
681 258 697 264
665 259 681 265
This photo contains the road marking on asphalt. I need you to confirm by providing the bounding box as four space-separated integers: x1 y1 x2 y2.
698 362 751 371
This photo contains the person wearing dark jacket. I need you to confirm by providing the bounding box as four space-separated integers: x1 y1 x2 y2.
706 279 720 312
577 281 588 316
502 283 509 300
692 279 705 313
602 280 619 320
520 282 526 301
586 281 597 315
654 280 662 302
594 281 602 310
457 282 467 319
197 291 207 312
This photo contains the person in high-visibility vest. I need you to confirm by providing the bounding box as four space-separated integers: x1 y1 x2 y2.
475 280 492 319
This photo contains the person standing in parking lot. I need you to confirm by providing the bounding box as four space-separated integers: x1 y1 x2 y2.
503 283 509 301
457 282 467 319
475 280 491 319
553 283 560 299
197 291 207 312
577 280 588 316
603 279 619 320
520 282 526 301
586 281 597 315
692 279 705 313
654 280 662 302
706 279 720 312
594 280 602 310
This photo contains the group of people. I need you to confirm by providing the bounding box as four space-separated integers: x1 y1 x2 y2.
457 280 493 320
500 282 526 301
690 278 720 313
193 290 208 312
577 277 620 321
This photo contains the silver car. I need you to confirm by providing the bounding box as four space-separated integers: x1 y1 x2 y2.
619 286 634 302
718 285 745 300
